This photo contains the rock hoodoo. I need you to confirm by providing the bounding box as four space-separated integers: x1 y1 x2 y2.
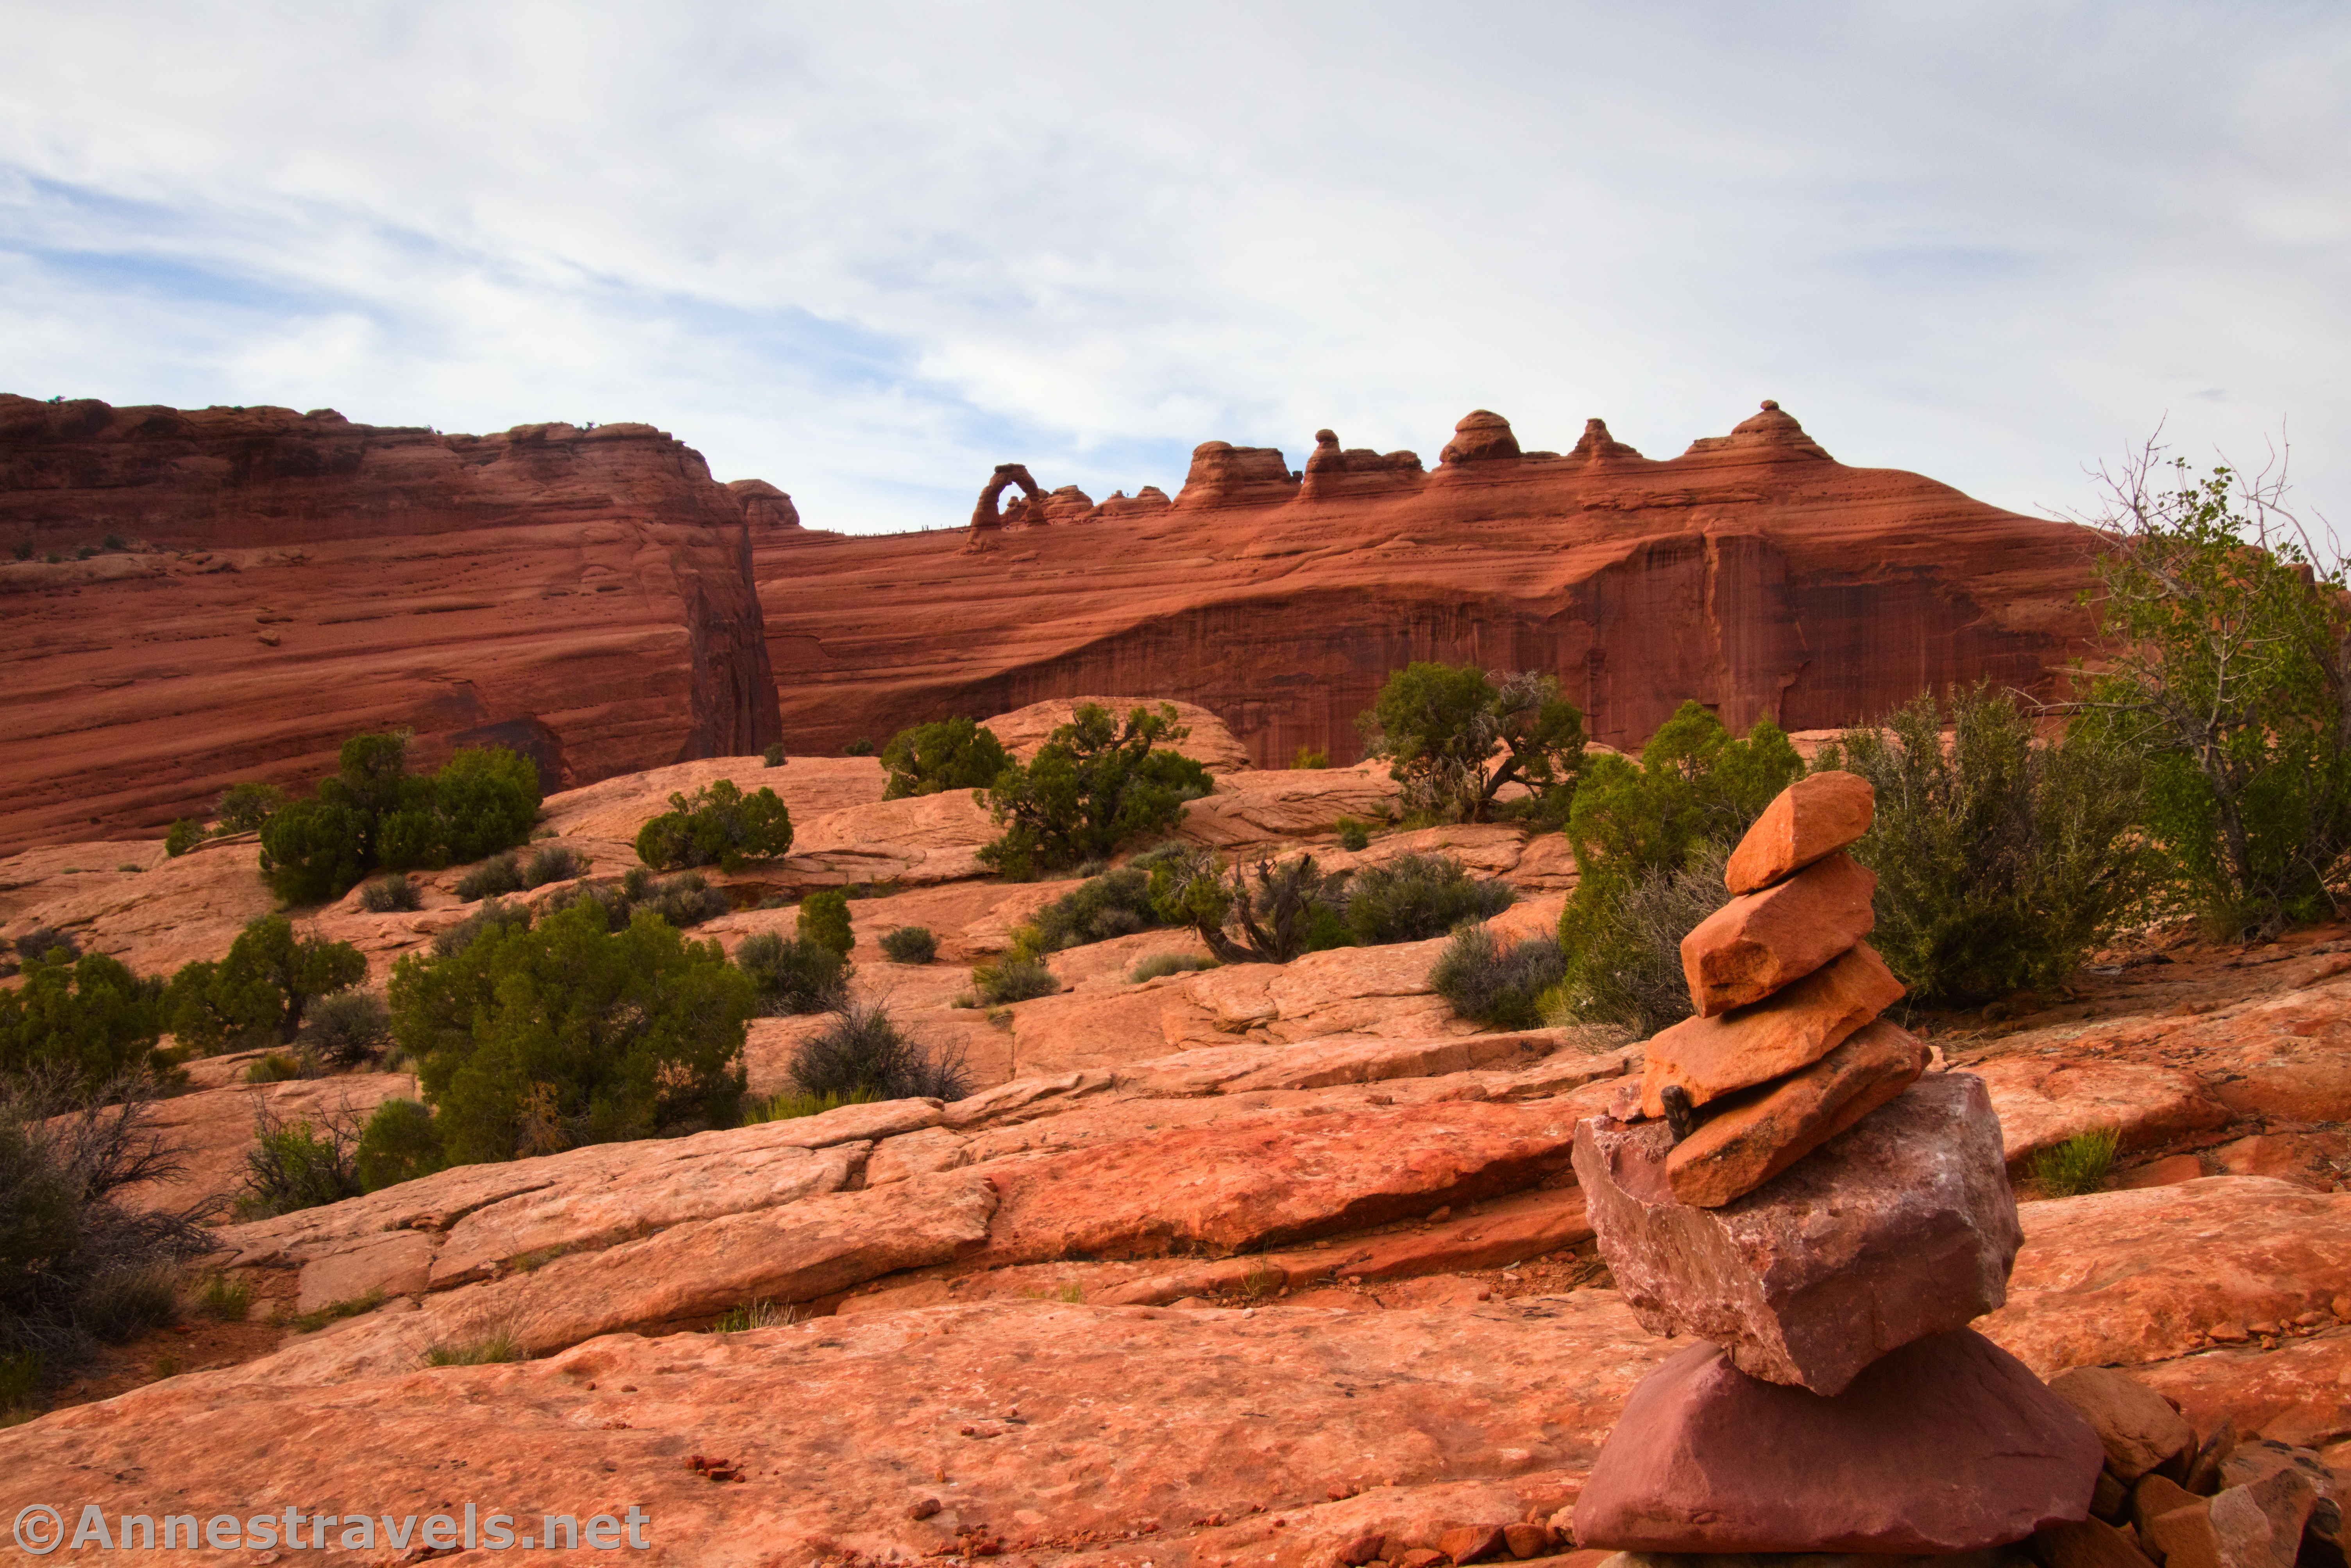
1572 772 2106 1552
752 399 2108 766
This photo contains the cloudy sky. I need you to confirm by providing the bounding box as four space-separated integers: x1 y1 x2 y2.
4 2 2346 537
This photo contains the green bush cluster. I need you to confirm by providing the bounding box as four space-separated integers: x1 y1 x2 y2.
0 952 170 1091
1358 663 1585 825
215 782 288 834
360 873 423 913
1148 847 1352 963
735 931 853 1015
879 926 937 964
387 898 753 1165
977 704 1211 879
1430 925 1568 1029
163 819 204 858
1129 951 1217 983
788 1002 969 1102
164 915 367 1053
355 1099 444 1191
302 990 394 1068
1821 686 2150 1006
970 954 1059 1005
634 779 793 873
1027 867 1170 951
880 716 1012 800
1 1082 211 1397
797 890 854 956
259 734 541 904
1343 854 1515 944
234 1101 363 1220
1555 703 1800 1031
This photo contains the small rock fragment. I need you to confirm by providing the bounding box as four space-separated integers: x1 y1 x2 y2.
2048 1367 2197 1483
1723 770 1875 893
1663 1018 1929 1208
1680 850 1877 1016
1640 943 1905 1117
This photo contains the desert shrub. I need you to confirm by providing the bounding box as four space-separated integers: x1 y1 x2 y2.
1556 703 1802 1028
711 1299 793 1332
1431 926 1569 1029
1559 844 1733 1036
429 896 532 958
970 954 1059 1005
880 716 1013 800
0 951 170 1091
1335 817 1372 852
1820 687 2151 1006
355 1098 445 1192
243 1052 305 1083
762 742 787 767
635 779 793 873
234 1100 363 1220
1344 853 1515 945
1358 664 1586 824
390 899 753 1164
2074 446 2351 936
423 1331 522 1366
735 931 852 1015
454 852 525 901
1129 951 1217 983
214 781 288 834
2029 1128 2120 1197
163 818 204 858
978 703 1212 879
1292 745 1331 770
301 990 394 1068
844 737 875 756
880 926 938 964
13 928 77 965
742 1087 881 1124
1149 846 1351 963
258 735 540 902
797 889 854 957
523 843 589 888
0 1076 211 1391
789 1003 970 1101
630 869 728 929
193 1271 252 1322
163 915 365 1054
1028 868 1170 951
360 873 423 913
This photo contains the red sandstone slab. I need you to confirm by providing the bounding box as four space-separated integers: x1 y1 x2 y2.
1682 850 1877 1016
1663 1019 1929 1208
1724 771 1876 894
1640 942 1903 1117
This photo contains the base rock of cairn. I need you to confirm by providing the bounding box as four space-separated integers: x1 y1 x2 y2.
1574 1070 2022 1396
1574 770 2106 1557
1573 1328 2103 1554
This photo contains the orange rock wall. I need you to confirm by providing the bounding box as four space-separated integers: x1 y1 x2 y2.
0 396 780 852
755 406 2103 763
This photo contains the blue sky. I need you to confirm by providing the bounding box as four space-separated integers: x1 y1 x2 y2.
3 2 2346 538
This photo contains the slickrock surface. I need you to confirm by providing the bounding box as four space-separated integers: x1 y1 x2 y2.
1723 770 1876 894
1639 942 1904 1116
1679 850 1877 1016
0 396 779 851
1571 1331 2102 1554
1578 1074 2021 1395
0 1295 1667 1568
754 405 2104 764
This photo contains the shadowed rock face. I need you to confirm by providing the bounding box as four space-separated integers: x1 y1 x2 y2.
0 396 780 852
753 401 2107 765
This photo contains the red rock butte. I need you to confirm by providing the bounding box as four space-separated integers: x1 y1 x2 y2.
2 393 2102 850
0 396 779 852
757 401 2104 764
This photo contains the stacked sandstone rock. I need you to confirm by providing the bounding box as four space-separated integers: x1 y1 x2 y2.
1570 772 2109 1555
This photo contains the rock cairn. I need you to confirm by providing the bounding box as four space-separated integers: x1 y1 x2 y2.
1570 771 2108 1555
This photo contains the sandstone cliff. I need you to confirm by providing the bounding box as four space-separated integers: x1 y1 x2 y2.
0 397 781 852
754 402 2104 763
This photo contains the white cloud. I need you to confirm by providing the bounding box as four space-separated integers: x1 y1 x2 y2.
2 0 2345 539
